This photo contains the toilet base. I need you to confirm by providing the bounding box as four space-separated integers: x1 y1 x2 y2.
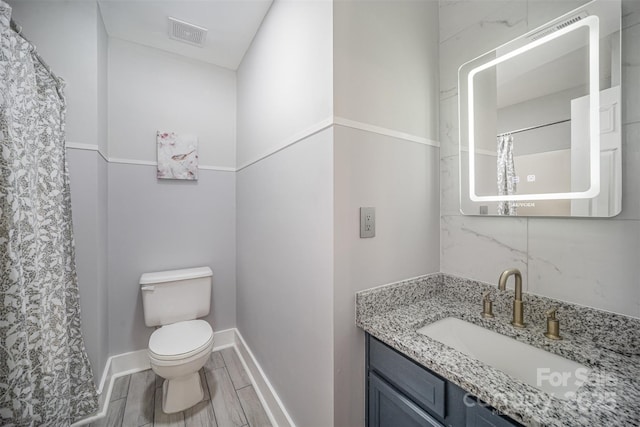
161 371 204 414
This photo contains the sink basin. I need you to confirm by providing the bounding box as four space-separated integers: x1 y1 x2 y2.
417 317 589 400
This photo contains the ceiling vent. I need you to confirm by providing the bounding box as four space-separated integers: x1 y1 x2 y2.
168 17 207 47
529 11 589 41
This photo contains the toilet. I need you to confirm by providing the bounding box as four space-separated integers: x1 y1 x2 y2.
140 266 214 414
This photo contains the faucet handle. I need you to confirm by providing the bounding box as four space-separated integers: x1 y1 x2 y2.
544 307 562 340
481 291 495 318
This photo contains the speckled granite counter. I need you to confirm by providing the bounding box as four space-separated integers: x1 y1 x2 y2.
356 273 640 427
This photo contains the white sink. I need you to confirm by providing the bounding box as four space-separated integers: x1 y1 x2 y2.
417 317 589 400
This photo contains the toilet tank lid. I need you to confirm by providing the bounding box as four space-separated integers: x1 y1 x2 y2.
140 267 213 285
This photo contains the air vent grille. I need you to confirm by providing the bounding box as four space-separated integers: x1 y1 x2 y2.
530 11 589 41
168 17 207 47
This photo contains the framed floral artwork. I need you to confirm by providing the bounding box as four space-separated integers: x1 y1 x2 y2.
156 131 198 180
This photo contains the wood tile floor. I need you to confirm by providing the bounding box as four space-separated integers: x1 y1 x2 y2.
91 347 272 427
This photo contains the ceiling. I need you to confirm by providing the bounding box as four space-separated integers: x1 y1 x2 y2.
98 0 273 70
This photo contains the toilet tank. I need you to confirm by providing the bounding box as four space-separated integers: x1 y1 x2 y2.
140 267 212 327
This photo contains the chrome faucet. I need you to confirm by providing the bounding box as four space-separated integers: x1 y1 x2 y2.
498 268 526 328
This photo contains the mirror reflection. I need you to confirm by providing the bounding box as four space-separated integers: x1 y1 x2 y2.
459 0 621 217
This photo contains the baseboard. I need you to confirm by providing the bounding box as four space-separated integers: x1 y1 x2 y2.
233 329 296 427
72 348 151 426
72 328 293 427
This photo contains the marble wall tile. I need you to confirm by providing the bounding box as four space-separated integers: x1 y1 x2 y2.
439 0 527 100
618 122 640 220
439 0 521 43
527 219 640 317
525 0 590 31
622 0 640 29
439 95 459 157
622 21 640 125
439 93 460 217
441 215 529 289
440 155 460 216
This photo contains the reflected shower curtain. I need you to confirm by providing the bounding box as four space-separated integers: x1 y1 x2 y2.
497 134 517 216
0 2 98 425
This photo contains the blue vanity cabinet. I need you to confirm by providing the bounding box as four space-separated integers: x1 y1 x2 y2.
369 372 443 427
366 334 522 427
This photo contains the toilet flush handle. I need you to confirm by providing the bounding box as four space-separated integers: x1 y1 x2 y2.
141 285 155 292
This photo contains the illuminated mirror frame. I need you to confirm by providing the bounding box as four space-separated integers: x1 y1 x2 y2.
465 15 601 203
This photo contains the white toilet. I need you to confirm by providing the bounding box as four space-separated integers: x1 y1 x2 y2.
140 266 214 414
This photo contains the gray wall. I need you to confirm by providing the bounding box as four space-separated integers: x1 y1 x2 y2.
107 164 236 354
439 0 640 317
67 149 109 384
237 131 335 427
333 128 440 427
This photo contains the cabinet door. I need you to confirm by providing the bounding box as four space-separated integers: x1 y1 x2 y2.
368 373 443 427
369 336 446 417
466 403 520 427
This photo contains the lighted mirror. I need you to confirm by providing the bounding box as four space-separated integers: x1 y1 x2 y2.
459 0 621 217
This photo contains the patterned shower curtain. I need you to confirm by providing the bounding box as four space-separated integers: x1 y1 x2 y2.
0 2 98 425
497 134 517 216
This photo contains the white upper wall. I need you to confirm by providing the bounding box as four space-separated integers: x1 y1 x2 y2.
236 0 333 168
333 0 439 141
108 38 236 167
8 0 101 148
97 5 108 154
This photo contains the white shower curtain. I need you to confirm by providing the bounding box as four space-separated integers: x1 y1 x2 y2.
497 134 517 216
0 2 98 425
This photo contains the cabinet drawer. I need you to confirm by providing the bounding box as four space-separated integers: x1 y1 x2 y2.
369 373 443 427
466 402 520 427
369 337 446 418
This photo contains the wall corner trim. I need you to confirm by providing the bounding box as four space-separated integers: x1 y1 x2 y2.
66 142 109 162
72 328 294 427
67 117 441 174
333 116 441 148
236 117 334 171
65 143 235 172
236 116 441 171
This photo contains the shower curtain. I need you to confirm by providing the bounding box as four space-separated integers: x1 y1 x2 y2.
0 2 98 425
497 134 517 216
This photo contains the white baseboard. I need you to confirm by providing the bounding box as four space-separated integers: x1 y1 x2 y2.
72 328 293 427
72 348 151 426
233 329 296 427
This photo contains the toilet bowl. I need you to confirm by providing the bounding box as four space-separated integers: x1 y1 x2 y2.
148 320 214 413
140 267 214 414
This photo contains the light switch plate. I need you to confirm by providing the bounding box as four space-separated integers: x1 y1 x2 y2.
360 207 375 238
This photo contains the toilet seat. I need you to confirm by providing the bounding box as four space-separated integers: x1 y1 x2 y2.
149 319 213 362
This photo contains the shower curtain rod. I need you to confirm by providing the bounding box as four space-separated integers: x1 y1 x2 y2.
10 19 64 89
498 118 571 137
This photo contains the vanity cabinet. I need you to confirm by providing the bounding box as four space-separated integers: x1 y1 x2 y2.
366 334 522 427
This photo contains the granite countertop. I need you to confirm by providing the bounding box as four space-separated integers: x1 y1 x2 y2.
356 273 640 427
